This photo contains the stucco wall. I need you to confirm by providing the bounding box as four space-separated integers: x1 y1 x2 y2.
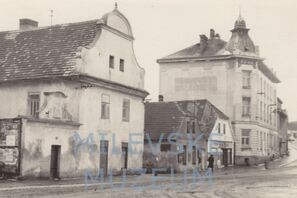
78 86 144 172
21 120 82 178
0 81 80 121
159 60 230 117
79 28 144 90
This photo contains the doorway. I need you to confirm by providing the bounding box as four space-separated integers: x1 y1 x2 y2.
121 142 128 169
50 145 61 179
222 148 232 166
100 140 109 176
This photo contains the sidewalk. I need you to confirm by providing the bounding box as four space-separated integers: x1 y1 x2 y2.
0 156 292 191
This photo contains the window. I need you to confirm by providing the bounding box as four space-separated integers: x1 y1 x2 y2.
178 145 187 165
242 97 251 117
28 93 40 118
101 94 110 119
186 121 191 133
218 123 221 133
264 104 266 122
242 70 251 88
192 146 196 165
122 99 130 122
120 59 124 72
260 102 262 120
160 144 171 152
260 131 263 151
109 55 114 68
241 129 250 147
223 124 226 134
192 122 195 134
183 145 187 165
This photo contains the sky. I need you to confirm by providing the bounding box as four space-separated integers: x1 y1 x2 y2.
0 0 297 121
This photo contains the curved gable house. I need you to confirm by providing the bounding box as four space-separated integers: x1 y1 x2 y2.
0 7 148 178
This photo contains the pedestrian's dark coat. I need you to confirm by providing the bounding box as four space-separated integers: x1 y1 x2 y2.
208 155 214 168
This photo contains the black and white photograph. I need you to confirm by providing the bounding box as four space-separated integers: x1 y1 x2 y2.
0 0 297 197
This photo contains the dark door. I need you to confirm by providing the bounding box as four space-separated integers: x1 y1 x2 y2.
50 145 61 179
121 142 128 169
222 148 232 166
100 140 109 176
222 148 228 166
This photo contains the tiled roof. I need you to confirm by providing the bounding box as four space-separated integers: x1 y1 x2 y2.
0 20 101 82
258 61 281 83
144 99 229 141
144 102 184 141
158 38 228 61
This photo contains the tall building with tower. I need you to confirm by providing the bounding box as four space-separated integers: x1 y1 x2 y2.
157 14 281 165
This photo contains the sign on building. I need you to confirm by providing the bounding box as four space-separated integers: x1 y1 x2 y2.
0 118 21 175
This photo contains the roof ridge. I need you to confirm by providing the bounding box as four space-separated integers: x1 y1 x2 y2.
0 18 100 34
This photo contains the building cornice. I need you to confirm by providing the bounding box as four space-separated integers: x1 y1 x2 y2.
232 120 277 132
18 115 81 127
0 74 149 99
73 74 149 99
157 54 265 64
98 23 134 41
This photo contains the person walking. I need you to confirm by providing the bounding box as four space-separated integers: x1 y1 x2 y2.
207 154 214 173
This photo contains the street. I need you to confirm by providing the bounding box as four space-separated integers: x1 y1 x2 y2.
1 141 297 198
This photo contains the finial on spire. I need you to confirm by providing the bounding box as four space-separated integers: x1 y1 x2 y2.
50 9 54 26
115 2 118 10
239 4 242 19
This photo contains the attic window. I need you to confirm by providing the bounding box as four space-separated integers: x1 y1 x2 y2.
244 47 249 51
120 59 125 72
109 55 114 69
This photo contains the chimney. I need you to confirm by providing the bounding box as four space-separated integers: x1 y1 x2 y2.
200 34 208 52
19 18 38 31
215 33 220 39
210 29 215 39
158 95 164 102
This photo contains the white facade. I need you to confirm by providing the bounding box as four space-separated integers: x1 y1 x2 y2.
0 8 147 178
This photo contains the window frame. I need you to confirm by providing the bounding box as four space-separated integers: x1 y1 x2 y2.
242 70 251 89
122 99 130 122
109 55 115 69
28 92 40 118
242 97 251 117
119 59 125 72
101 94 110 119
241 129 251 148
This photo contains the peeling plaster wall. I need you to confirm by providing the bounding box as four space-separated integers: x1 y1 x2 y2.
21 120 82 178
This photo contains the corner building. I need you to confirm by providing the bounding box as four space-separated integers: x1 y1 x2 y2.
157 15 280 165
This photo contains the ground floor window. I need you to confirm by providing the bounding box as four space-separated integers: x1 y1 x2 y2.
241 129 251 148
160 144 171 152
178 145 187 165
